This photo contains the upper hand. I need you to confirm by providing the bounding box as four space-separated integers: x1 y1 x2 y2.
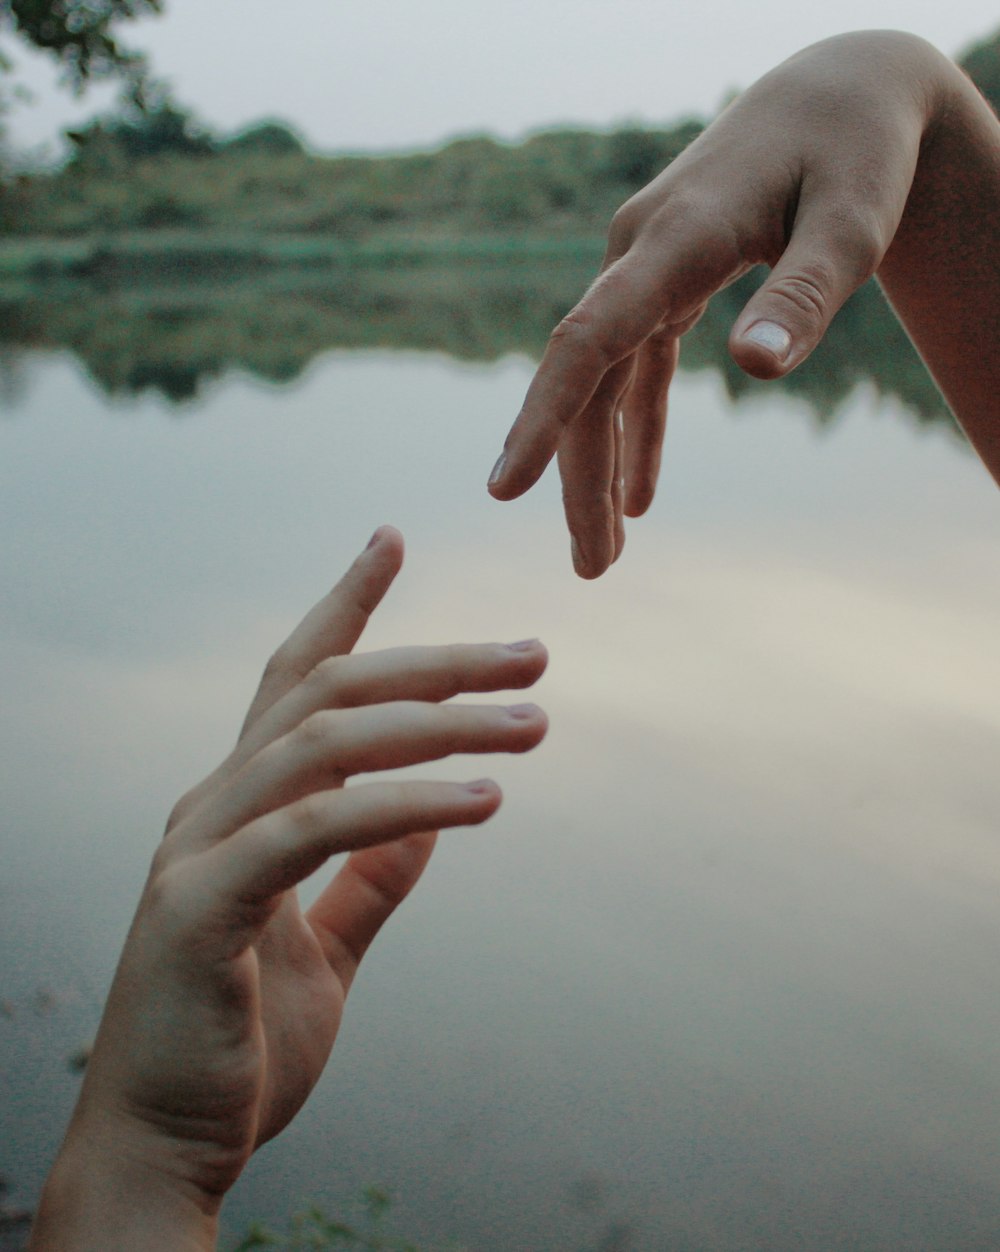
487 32 940 577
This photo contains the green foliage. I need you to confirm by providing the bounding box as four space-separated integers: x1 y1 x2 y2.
959 27 1000 115
231 1186 437 1252
1 20 993 427
222 121 307 157
1 0 162 90
601 121 701 187
4 118 707 239
10 18 996 243
66 101 215 165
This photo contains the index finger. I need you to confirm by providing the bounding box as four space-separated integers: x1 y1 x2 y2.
487 260 663 502
487 208 749 503
241 525 405 735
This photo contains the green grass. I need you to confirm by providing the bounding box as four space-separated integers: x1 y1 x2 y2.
0 230 606 284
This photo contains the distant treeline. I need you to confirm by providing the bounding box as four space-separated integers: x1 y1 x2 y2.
0 109 703 242
0 26 995 248
0 26 994 425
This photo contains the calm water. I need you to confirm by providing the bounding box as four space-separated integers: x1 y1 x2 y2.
2 339 1000 1250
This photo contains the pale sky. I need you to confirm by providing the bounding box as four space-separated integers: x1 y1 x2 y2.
5 0 999 160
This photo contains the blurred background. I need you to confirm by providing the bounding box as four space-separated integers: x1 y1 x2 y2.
1 3 1000 1250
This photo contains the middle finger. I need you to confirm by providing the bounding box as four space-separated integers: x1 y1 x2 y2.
557 353 636 578
225 641 548 776
170 700 549 854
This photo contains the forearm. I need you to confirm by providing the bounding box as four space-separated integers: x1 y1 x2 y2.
877 40 1000 474
30 1130 219 1252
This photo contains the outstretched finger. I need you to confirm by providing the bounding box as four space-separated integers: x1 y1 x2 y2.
556 354 635 579
487 259 670 504
231 640 548 768
612 402 626 565
207 778 502 911
489 204 748 509
621 328 679 518
241 526 405 734
166 528 408 835
173 700 548 855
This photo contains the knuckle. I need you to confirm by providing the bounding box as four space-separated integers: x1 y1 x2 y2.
141 858 197 933
435 643 468 690
148 839 177 883
293 708 336 751
548 307 621 374
285 792 330 837
406 644 466 703
562 483 615 512
261 642 300 688
823 204 886 281
261 644 288 681
431 703 467 752
549 306 597 348
368 783 443 844
769 265 832 327
446 641 478 678
393 779 430 816
309 654 347 696
642 323 682 362
608 198 643 250
164 791 194 834
434 641 462 670
651 186 734 246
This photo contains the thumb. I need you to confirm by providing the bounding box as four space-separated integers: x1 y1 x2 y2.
728 207 883 380
306 831 437 991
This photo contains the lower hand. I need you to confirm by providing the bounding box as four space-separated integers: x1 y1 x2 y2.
33 526 547 1248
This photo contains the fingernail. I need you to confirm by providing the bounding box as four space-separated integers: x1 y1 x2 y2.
506 638 540 652
506 702 540 720
365 527 385 550
744 321 792 361
488 452 507 488
465 778 497 795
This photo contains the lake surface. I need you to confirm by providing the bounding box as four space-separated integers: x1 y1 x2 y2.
2 309 1000 1250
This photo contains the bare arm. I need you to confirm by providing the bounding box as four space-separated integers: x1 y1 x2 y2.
487 32 1000 577
876 42 1000 471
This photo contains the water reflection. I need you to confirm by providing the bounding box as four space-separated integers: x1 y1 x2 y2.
1 347 997 1251
0 259 951 425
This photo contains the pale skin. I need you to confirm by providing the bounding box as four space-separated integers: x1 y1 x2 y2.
487 31 1000 577
29 526 548 1252
28 33 1000 1246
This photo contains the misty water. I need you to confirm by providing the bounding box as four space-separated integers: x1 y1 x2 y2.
2 289 1000 1250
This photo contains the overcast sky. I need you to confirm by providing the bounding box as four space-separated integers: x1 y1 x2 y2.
6 0 999 159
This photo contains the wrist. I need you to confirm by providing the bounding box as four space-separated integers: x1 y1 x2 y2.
30 1119 221 1252
876 29 1000 446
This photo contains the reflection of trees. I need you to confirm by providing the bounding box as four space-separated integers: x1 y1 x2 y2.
0 261 596 402
0 260 951 427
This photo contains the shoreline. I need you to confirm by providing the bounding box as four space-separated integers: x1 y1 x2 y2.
0 232 606 285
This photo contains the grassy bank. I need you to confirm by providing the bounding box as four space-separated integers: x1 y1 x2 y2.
0 231 606 285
